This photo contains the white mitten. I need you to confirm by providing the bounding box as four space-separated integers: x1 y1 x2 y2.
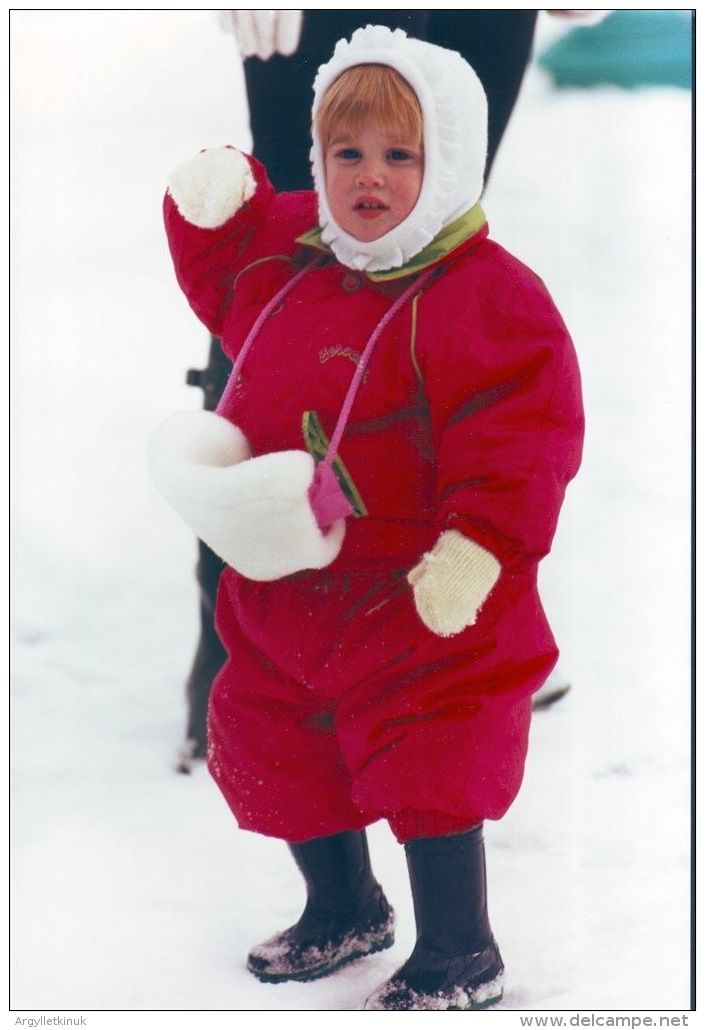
408 529 501 637
218 10 303 60
148 411 346 581
167 147 256 229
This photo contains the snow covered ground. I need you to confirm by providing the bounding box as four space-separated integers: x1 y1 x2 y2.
10 11 692 1018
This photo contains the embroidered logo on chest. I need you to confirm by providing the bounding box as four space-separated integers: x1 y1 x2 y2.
319 346 369 382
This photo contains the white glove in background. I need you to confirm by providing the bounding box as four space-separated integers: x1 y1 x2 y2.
545 10 610 25
218 10 303 60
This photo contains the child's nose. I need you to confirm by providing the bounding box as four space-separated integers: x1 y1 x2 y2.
355 163 384 188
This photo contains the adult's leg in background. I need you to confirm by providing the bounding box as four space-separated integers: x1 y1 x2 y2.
178 337 231 768
427 10 538 179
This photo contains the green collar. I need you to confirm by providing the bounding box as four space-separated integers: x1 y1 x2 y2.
296 203 487 282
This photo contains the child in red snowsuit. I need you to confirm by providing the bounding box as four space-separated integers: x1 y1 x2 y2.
151 25 584 1010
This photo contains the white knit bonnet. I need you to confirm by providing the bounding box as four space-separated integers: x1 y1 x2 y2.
310 24 489 273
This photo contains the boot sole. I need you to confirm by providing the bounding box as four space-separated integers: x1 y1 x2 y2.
450 973 505 1011
248 931 395 984
366 970 504 1011
450 988 504 1011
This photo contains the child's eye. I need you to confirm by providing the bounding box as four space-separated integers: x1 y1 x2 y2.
335 148 361 161
388 149 413 162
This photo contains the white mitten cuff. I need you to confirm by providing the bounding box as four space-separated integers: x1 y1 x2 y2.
167 147 256 229
408 529 501 637
148 411 345 581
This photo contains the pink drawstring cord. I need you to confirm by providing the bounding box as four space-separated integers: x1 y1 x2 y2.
214 253 438 531
309 264 438 529
215 255 325 416
318 264 437 472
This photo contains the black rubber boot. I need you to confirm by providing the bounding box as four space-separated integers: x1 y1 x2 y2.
365 826 504 1010
247 830 395 983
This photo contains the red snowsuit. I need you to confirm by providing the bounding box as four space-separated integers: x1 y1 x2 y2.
164 156 584 843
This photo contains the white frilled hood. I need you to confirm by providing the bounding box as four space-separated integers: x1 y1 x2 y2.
310 24 488 273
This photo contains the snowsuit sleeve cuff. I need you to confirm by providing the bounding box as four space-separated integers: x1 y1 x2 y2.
408 529 501 637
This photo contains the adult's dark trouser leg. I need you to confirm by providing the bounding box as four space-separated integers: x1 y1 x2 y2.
179 337 231 764
366 826 504 1010
427 10 538 180
182 539 226 760
247 830 395 983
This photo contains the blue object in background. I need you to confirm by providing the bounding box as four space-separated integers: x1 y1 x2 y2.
538 10 692 90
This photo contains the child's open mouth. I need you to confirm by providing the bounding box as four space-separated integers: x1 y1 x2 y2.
355 197 388 219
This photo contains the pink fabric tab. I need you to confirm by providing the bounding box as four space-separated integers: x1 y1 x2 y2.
308 461 355 531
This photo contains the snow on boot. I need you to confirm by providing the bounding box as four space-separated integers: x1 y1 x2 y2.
247 830 395 983
365 826 504 1011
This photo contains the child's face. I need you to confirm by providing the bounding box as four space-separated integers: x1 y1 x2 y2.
324 124 424 243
